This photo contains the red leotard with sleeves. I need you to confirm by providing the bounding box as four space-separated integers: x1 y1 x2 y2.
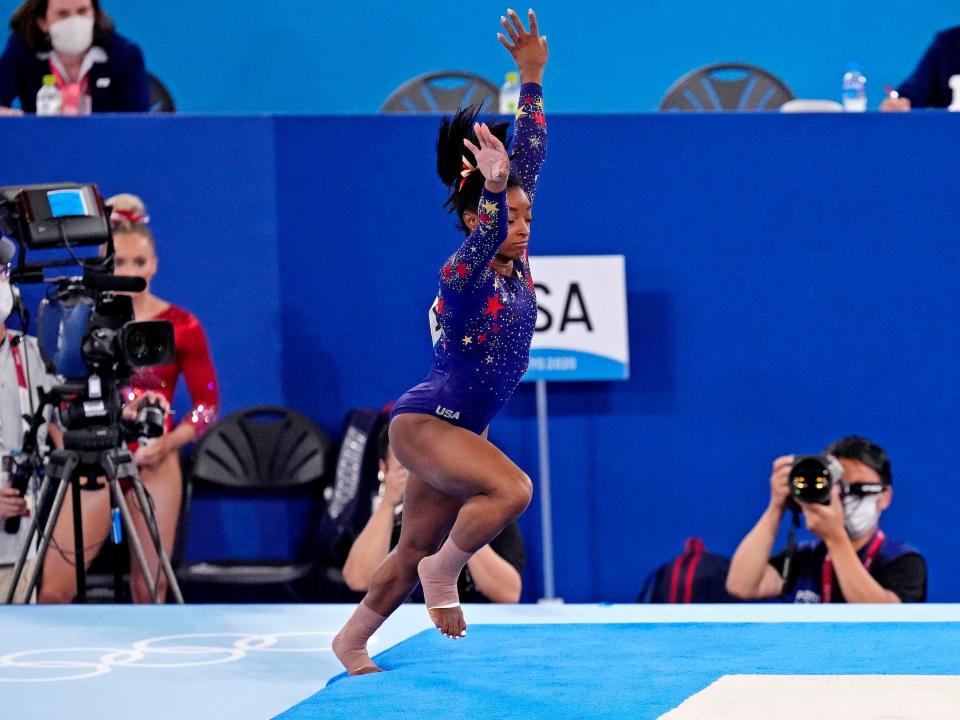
125 304 219 435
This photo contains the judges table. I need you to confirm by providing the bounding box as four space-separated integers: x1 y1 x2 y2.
2 111 959 603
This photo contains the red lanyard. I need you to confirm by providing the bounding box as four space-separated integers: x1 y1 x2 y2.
822 530 885 603
7 333 27 389
48 60 89 91
48 60 89 113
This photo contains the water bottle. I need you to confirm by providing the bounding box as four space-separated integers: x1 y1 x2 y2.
841 64 867 112
36 74 62 116
499 71 520 115
949 74 960 112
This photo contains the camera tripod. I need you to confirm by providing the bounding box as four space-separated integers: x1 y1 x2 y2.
3 427 184 604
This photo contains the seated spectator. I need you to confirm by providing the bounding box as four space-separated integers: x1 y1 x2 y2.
0 0 150 115
342 427 525 603
726 435 926 603
881 26 960 110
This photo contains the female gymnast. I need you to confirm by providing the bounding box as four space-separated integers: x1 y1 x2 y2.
39 193 219 603
334 8 548 674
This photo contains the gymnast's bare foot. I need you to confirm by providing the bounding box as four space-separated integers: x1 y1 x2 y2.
419 553 468 639
427 605 467 639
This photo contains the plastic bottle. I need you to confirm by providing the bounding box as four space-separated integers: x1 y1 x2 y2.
841 64 867 112
949 74 960 112
36 74 62 116
499 71 520 115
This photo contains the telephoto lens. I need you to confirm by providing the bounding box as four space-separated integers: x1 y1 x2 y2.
136 400 166 446
789 455 844 505
3 455 33 534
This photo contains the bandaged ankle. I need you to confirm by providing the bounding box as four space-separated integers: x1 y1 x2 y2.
332 601 387 673
418 538 473 609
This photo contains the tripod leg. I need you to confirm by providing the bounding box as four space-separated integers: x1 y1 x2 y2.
11 450 82 604
20 473 75 603
128 473 185 604
108 479 159 603
103 449 184 604
2 474 51 604
108 492 124 602
71 475 86 603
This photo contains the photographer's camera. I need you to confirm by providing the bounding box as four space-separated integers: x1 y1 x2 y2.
788 454 844 505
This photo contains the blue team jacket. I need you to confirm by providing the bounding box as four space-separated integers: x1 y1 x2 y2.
898 26 960 108
0 31 150 113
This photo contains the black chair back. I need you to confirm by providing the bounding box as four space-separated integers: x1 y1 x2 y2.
191 406 329 489
381 71 498 114
659 63 793 111
149 73 176 113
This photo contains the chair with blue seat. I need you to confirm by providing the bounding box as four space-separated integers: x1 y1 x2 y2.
176 406 331 601
659 63 794 112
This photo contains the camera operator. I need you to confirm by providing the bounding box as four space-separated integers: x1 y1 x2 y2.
0 237 61 602
726 436 926 603
38 193 217 604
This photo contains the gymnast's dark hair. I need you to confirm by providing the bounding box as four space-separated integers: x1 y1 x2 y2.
437 104 521 235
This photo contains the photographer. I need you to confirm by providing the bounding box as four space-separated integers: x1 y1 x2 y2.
0 237 60 602
342 427 525 604
726 436 926 603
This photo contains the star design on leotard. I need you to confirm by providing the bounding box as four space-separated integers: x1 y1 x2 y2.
484 295 506 319
533 112 546 126
462 335 473 345
481 199 499 215
528 136 541 148
485 355 494 364
469 245 477 252
456 263 469 277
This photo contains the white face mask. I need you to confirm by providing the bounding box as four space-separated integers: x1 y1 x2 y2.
0 279 13 323
843 493 881 539
48 15 95 57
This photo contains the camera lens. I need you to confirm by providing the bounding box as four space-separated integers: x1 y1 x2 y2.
789 455 836 505
122 321 175 367
136 403 165 440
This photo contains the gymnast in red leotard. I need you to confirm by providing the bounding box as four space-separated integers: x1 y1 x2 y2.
39 192 219 604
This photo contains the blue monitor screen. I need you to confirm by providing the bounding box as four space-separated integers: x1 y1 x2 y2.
47 189 90 218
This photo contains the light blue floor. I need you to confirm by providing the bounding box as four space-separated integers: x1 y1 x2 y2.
2 604 959 720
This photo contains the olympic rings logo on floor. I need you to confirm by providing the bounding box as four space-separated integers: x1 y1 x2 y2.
0 631 379 683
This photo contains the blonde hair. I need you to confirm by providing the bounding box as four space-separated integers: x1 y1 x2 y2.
106 193 155 249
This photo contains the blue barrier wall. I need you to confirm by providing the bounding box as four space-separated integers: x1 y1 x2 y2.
0 117 285 413
1 1 959 112
3 112 960 603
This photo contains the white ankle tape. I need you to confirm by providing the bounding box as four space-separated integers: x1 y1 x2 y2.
429 602 461 609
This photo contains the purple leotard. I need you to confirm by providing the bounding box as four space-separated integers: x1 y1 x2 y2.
392 82 547 434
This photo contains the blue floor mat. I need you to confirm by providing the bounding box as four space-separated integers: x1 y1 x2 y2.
277 622 960 720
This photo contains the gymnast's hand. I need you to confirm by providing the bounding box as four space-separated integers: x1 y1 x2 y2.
463 123 510 193
498 8 548 84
